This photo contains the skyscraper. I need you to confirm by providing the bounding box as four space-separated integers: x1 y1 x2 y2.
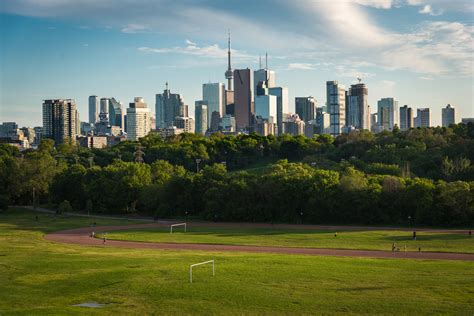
108 98 124 128
415 108 431 127
254 53 275 96
295 97 317 122
126 97 151 141
42 99 78 145
399 105 414 131
327 81 346 137
100 98 109 114
88 95 99 124
155 83 187 129
255 95 277 121
269 87 289 136
195 101 208 135
442 104 455 127
346 82 370 130
377 98 399 131
203 83 225 127
234 68 254 131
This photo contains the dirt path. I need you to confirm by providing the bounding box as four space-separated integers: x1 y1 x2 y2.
45 223 474 261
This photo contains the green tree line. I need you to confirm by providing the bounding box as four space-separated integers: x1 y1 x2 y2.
1 124 473 226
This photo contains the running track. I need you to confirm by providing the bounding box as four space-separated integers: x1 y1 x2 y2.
45 223 474 261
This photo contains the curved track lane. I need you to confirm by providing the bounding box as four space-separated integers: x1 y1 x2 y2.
45 224 474 261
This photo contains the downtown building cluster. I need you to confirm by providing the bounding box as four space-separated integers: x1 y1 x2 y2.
1 35 471 150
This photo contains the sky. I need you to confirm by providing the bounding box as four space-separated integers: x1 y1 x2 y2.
0 0 473 127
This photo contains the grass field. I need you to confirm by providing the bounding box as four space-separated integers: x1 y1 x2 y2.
1 208 473 314
103 226 474 253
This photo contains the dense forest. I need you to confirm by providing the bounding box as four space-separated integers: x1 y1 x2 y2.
1 123 473 226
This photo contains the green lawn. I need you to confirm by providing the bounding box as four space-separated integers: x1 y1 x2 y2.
0 208 473 314
103 226 474 254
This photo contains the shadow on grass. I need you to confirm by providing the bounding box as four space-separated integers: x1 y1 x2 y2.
0 208 136 235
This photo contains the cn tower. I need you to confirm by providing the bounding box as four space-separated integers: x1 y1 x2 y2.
225 30 233 91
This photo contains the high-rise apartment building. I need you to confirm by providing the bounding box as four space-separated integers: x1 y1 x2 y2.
220 114 236 133
42 99 78 145
282 113 305 136
174 116 195 133
88 95 99 124
442 104 455 127
316 108 330 135
327 81 346 137
126 97 151 141
295 97 317 122
346 83 370 130
377 98 399 131
155 83 187 129
203 83 225 127
194 101 208 135
415 108 431 128
268 87 289 136
234 68 254 131
399 105 414 131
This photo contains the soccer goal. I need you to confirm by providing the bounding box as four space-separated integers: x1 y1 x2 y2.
170 223 187 234
190 260 215 283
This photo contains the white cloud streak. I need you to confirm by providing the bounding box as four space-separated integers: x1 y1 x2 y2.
138 41 256 62
287 63 318 70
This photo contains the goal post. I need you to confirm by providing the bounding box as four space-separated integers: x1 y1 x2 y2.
170 223 186 234
190 260 215 283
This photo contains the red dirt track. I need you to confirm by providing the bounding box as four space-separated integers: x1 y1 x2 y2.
45 223 474 261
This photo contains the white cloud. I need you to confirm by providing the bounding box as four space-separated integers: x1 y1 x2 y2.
287 63 318 70
418 4 443 16
354 0 395 9
406 0 424 5
334 65 376 79
121 24 149 34
185 39 197 46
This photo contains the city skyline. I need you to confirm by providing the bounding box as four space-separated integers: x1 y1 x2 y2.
1 0 473 127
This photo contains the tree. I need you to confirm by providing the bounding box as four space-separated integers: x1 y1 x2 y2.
58 200 73 214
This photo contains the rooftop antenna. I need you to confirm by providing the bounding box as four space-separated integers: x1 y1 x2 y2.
265 52 268 69
166 82 169 90
259 54 262 69
357 76 362 83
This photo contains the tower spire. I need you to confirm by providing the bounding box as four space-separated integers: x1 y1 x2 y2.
225 29 234 90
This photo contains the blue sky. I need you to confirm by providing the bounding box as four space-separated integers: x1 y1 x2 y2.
1 0 473 127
